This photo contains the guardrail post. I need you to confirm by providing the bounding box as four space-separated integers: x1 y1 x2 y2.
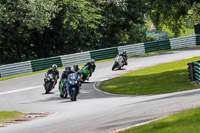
187 62 195 82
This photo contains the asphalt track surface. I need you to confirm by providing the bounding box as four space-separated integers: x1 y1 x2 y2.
1 47 200 133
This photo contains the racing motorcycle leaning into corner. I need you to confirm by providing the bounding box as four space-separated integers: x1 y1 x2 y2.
112 50 128 71
43 64 59 94
80 59 96 82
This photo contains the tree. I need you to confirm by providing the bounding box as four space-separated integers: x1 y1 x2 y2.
145 0 200 37
0 0 58 64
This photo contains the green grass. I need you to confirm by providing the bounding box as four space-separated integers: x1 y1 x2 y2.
0 111 25 124
98 56 200 95
122 107 200 133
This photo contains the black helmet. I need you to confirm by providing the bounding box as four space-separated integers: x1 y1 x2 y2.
65 66 71 72
73 64 78 68
52 64 57 71
73 64 79 72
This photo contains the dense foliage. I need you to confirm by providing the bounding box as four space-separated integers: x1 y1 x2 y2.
145 0 200 37
0 0 199 64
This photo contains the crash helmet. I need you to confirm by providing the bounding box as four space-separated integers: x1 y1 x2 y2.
65 66 71 72
90 59 95 65
122 50 127 55
73 64 79 71
52 64 57 71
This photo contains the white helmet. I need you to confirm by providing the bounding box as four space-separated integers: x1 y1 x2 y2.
90 59 95 64
52 64 57 71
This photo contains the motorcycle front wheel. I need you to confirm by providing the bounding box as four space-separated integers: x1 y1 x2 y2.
45 82 52 94
71 90 77 101
112 62 118 70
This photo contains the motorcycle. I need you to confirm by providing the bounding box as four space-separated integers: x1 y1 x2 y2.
67 73 80 101
44 74 55 94
59 79 68 98
112 55 125 70
80 66 92 82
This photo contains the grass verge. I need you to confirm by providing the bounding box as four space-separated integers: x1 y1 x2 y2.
0 111 25 124
122 107 200 133
98 56 200 95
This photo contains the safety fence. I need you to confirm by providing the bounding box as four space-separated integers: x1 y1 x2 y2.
170 35 197 49
90 47 118 61
0 61 32 77
188 61 200 85
31 56 62 72
61 51 91 67
118 43 145 56
0 34 199 78
197 34 200 45
144 39 170 53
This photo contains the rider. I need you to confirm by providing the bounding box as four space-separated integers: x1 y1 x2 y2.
45 64 59 88
119 50 128 65
72 64 82 89
84 59 96 77
59 66 74 87
72 64 80 73
58 66 75 92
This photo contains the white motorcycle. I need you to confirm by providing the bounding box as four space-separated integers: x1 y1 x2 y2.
112 55 125 70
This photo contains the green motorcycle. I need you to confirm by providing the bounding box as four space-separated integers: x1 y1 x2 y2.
80 66 92 82
59 79 68 98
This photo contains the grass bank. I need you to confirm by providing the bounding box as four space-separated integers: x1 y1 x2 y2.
122 107 200 133
0 111 25 124
98 56 200 95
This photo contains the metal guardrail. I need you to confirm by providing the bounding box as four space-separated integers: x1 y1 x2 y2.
197 34 200 45
90 47 118 61
31 56 62 72
0 61 32 77
170 35 196 49
188 61 200 85
193 61 200 85
118 43 145 56
144 39 171 53
61 51 91 67
1 35 200 78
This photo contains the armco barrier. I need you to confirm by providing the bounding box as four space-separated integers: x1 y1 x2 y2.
0 61 32 77
188 61 200 85
1 35 199 78
61 51 91 67
90 47 118 61
170 35 196 49
193 61 200 85
31 56 62 72
118 43 145 56
144 39 171 53
197 34 200 45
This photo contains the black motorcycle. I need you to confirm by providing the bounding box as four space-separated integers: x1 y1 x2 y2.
44 74 55 94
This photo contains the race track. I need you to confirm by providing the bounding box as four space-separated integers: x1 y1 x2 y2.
1 47 200 133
